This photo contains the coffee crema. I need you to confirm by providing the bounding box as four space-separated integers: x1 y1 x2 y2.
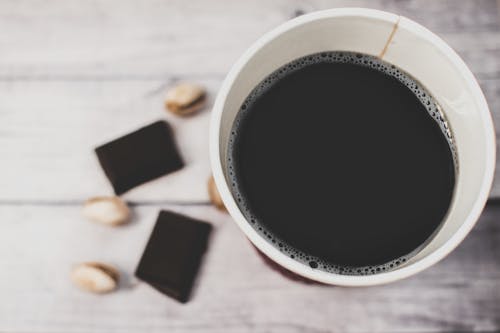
227 52 456 275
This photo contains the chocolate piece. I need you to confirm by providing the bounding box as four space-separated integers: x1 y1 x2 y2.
95 121 184 194
135 210 212 303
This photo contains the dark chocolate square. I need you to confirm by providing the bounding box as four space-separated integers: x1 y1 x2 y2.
95 121 184 195
135 210 212 303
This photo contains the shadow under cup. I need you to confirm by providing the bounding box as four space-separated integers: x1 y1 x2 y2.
210 8 495 286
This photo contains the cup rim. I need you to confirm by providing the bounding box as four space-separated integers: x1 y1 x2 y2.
209 8 496 286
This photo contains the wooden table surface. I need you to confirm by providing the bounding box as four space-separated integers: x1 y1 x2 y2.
0 1 499 332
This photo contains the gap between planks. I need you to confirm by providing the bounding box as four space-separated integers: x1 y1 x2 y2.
0 199 211 207
0 73 225 82
2 199 500 208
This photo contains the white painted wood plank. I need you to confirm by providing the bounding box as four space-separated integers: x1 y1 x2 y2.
0 0 287 78
0 0 500 201
1 75 500 201
0 203 499 333
0 0 498 78
0 78 219 202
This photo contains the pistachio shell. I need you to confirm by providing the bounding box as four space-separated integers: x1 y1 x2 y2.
208 175 226 211
165 83 206 116
83 196 130 226
71 262 119 293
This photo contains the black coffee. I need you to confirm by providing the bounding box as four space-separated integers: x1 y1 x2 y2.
228 52 456 275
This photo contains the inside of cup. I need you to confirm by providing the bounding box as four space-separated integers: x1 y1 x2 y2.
216 10 494 273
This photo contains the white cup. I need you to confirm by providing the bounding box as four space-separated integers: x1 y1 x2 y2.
209 8 496 286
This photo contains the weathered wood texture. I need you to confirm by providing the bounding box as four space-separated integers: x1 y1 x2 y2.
0 0 499 201
0 79 218 202
0 203 499 333
1 1 500 332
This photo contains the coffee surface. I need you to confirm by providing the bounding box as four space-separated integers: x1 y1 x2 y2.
228 52 456 274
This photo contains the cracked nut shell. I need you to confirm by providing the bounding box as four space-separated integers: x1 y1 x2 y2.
71 262 119 293
83 196 130 226
165 83 206 116
208 175 226 211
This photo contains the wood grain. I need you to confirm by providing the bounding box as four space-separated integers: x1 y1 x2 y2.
0 0 499 201
0 78 219 202
0 0 498 77
0 203 499 333
1 1 500 332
